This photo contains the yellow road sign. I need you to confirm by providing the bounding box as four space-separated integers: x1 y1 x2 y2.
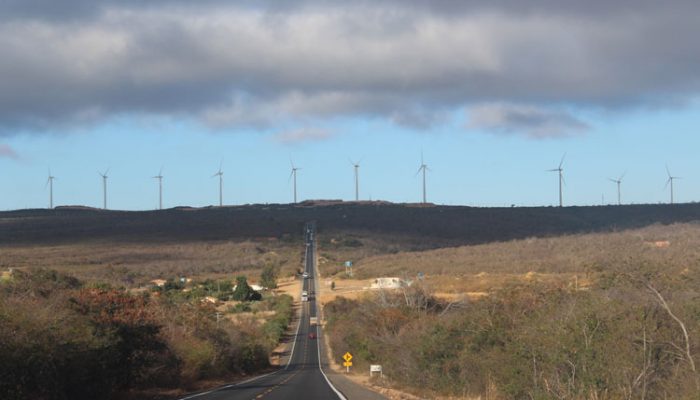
343 361 353 367
343 352 353 362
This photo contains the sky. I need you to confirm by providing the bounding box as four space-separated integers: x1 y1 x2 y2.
1 1 700 210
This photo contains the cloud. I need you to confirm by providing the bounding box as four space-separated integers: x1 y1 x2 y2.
0 144 19 159
467 104 588 138
272 128 333 144
0 1 699 133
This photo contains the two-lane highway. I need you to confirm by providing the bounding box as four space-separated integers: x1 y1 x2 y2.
181 222 346 400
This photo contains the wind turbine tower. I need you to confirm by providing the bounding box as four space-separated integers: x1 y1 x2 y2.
665 165 680 204
212 164 223 206
46 170 56 209
153 168 163 210
99 169 109 209
548 154 566 207
416 154 429 204
290 162 300 203
350 159 360 201
608 172 625 206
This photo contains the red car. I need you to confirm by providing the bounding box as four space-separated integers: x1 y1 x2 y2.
308 332 317 340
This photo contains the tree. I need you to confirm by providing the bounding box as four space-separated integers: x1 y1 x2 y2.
260 265 278 290
232 276 261 301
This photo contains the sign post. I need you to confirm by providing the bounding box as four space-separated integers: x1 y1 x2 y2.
342 352 353 373
370 364 383 378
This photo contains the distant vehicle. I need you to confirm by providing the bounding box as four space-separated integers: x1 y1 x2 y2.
302 290 308 297
302 272 309 279
301 294 308 302
308 332 316 339
310 317 318 326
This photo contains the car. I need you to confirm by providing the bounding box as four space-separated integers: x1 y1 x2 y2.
302 272 309 279
301 290 308 297
308 332 317 339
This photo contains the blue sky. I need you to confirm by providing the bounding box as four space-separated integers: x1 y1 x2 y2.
3 104 700 211
1 1 700 210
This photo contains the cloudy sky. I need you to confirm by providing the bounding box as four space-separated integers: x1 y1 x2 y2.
2 0 700 210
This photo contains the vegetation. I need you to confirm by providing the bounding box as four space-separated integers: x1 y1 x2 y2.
0 269 293 400
323 224 700 399
260 264 278 290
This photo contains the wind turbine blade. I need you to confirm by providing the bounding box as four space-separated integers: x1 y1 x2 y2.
559 153 566 169
664 177 671 189
619 171 626 181
666 164 671 178
561 173 567 187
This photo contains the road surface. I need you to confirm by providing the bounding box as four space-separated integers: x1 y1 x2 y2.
180 222 375 400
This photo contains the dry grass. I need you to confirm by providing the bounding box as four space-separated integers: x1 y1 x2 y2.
318 223 700 296
0 238 301 286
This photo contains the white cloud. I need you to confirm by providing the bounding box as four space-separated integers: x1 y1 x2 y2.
467 104 588 138
272 128 333 144
0 2 699 133
0 144 19 159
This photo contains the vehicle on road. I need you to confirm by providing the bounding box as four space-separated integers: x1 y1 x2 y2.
301 294 308 302
302 290 308 297
308 332 316 340
302 272 309 279
310 316 318 326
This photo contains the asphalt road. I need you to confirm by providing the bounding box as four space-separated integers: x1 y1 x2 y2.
180 222 347 400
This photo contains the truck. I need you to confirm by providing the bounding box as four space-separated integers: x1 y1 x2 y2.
301 294 308 302
310 317 318 326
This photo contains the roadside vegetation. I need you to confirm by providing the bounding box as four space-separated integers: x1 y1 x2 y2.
0 269 294 400
322 223 700 399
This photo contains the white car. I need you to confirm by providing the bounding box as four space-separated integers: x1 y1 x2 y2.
302 290 308 297
302 272 309 279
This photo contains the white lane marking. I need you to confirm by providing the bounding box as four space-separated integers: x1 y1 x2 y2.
177 370 278 400
310 238 348 400
179 250 307 398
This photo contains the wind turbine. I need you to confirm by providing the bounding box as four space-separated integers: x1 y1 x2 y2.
350 158 360 201
99 168 109 210
46 169 56 209
547 154 566 207
212 163 223 207
665 165 680 204
416 153 429 204
289 161 300 203
152 167 163 210
608 172 625 206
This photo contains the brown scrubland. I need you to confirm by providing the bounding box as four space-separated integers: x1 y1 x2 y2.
2 204 700 399
320 223 700 399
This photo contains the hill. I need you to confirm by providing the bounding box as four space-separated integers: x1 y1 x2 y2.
2 202 700 245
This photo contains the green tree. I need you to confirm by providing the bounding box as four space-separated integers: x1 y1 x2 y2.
260 265 278 290
232 276 261 301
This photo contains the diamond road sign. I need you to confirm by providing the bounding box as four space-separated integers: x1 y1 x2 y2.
343 352 353 362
